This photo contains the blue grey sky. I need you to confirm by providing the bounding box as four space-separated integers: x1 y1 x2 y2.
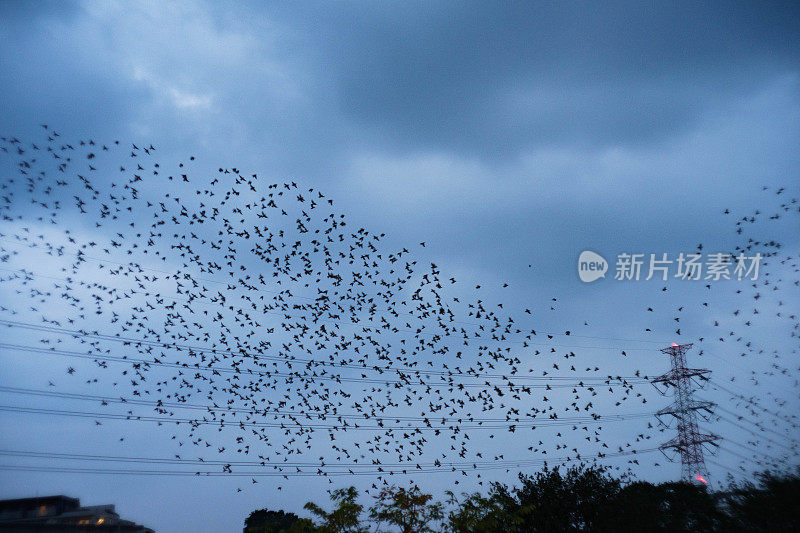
0 2 798 532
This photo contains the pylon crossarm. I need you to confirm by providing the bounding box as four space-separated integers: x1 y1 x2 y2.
675 368 711 380
651 381 671 395
652 373 676 386
704 442 721 456
660 436 683 450
651 372 673 383
658 448 676 461
656 406 680 418
654 413 673 428
695 432 720 445
689 400 716 413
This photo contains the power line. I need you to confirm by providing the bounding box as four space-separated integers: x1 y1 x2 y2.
713 414 797 454
0 404 654 431
716 444 785 468
705 457 742 480
0 448 656 469
0 342 651 391
0 448 660 477
0 386 653 423
0 320 654 382
718 441 789 467
712 404 799 445
708 379 799 426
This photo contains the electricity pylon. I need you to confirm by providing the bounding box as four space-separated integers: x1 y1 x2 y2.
651 342 719 484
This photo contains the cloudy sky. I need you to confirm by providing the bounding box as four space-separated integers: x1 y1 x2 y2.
0 2 798 532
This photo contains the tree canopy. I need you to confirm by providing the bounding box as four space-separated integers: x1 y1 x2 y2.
244 465 800 533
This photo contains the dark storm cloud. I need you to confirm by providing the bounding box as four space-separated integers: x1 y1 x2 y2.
2 1 798 169
254 1 800 159
0 1 147 142
0 0 81 23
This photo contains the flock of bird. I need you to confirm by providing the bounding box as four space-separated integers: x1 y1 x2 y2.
0 126 797 494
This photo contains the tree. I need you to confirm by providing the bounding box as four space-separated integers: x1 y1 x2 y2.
446 483 520 533
447 463 620 532
369 485 443 533
304 486 368 533
608 480 724 532
244 509 313 533
726 469 800 532
514 463 620 532
246 467 800 533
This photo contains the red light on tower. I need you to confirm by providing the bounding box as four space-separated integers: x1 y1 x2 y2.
671 342 680 347
694 473 708 484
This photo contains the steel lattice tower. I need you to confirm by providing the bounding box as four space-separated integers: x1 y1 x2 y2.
651 343 719 484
